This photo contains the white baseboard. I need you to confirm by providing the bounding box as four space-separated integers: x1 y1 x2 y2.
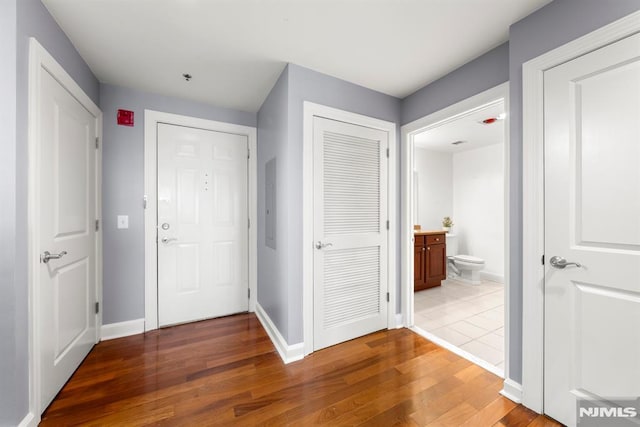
410 325 504 378
500 378 523 404
101 318 145 340
481 271 504 284
18 412 37 427
255 303 304 364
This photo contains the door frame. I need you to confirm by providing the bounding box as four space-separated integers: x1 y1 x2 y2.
400 82 511 383
302 102 397 356
143 110 257 331
27 38 103 424
521 10 640 414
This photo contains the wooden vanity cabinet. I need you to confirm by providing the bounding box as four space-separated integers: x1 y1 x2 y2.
414 233 446 291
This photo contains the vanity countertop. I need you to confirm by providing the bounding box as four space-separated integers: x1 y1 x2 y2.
414 230 447 236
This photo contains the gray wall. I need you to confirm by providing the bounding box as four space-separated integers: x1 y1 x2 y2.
0 1 18 425
506 0 640 384
401 42 509 126
256 67 291 340
101 83 256 324
256 64 401 344
2 0 100 424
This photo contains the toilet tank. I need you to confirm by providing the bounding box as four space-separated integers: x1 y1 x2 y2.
446 233 458 257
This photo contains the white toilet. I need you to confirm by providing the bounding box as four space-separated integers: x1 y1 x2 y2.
446 233 485 285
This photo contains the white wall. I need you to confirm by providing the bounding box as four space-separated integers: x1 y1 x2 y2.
414 148 452 230
453 143 504 281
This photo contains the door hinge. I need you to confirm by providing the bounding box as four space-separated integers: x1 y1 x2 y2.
95 137 99 149
143 195 147 209
248 288 251 299
541 254 545 265
95 219 99 231
386 148 389 158
386 292 390 302
386 220 390 230
247 148 250 159
95 302 99 314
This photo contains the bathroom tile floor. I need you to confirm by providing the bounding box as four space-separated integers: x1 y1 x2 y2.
413 278 505 371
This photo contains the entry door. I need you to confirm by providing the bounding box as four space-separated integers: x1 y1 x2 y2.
544 33 640 425
313 117 388 350
157 124 248 327
38 70 98 411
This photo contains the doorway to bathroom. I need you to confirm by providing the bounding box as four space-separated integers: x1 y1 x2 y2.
401 83 510 381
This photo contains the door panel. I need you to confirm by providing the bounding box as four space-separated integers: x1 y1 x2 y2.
39 69 97 411
313 117 388 350
157 124 248 327
544 33 640 425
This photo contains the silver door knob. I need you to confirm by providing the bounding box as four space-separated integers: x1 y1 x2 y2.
161 237 177 244
549 256 582 269
315 241 333 250
41 250 67 264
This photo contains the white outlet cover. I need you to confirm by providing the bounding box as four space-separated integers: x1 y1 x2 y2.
117 215 129 229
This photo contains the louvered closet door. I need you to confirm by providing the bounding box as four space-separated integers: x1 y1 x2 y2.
313 116 388 350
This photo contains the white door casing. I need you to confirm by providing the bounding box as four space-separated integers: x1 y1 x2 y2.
399 83 512 388
543 32 640 426
144 110 257 332
157 124 249 326
312 117 389 350
28 38 102 418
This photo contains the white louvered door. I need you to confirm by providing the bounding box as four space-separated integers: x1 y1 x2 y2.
313 116 388 350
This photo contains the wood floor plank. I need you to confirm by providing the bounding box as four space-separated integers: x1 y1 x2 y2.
40 313 563 426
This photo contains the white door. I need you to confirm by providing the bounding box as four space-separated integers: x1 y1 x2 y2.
38 70 98 411
157 124 248 326
544 33 640 425
313 117 388 350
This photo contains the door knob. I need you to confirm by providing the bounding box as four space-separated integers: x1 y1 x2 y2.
549 256 582 269
41 250 67 264
315 241 333 250
161 237 177 244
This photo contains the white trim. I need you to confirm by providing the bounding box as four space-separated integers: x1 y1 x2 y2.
27 38 102 423
521 10 640 413
17 412 37 427
255 304 304 364
302 102 397 356
480 271 504 284
100 319 146 340
400 83 510 378
411 326 504 378
500 379 523 404
143 110 257 331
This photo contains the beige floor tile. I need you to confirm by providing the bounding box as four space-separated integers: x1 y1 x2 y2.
447 320 489 339
459 340 503 365
477 332 504 351
430 326 474 346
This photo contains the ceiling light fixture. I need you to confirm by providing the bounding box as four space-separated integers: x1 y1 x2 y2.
480 113 506 125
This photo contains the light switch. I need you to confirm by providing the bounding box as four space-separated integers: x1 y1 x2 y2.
117 215 129 229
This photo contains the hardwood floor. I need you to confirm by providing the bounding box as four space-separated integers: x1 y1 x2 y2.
41 314 561 426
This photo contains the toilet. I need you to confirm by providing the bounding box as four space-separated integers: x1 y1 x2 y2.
445 233 485 285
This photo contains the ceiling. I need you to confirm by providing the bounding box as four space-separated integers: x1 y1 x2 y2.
42 0 551 113
414 100 505 153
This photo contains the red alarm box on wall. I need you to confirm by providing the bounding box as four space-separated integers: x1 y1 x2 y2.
117 109 134 126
